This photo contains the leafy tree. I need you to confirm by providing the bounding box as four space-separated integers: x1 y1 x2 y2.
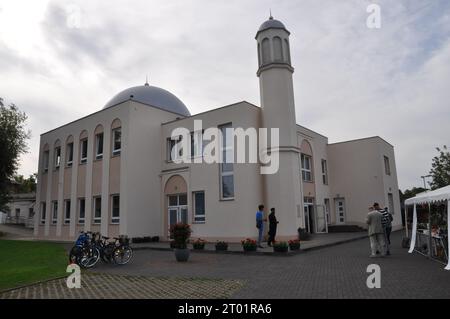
12 174 37 193
429 145 450 190
401 187 427 201
0 97 30 209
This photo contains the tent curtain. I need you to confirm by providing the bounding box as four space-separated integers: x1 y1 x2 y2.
408 203 417 253
446 200 450 270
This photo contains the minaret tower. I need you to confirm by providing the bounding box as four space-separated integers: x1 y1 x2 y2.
256 15 303 237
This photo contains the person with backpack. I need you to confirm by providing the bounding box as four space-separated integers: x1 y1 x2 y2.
267 208 279 247
374 203 392 255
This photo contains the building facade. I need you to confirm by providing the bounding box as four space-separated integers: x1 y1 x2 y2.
34 16 402 241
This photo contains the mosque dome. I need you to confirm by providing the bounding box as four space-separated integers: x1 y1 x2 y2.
103 83 190 117
257 16 289 35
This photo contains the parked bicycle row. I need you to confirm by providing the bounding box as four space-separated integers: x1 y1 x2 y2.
69 231 133 269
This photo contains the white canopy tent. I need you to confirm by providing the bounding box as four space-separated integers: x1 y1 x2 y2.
405 185 450 270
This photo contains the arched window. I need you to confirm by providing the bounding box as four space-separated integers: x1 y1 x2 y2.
261 38 270 65
285 39 291 64
94 125 104 160
273 37 283 62
79 130 88 164
66 135 74 167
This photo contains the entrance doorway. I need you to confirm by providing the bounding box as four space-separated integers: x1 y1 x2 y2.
168 194 188 227
304 197 315 233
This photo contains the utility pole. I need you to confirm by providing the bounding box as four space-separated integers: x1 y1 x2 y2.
421 175 431 190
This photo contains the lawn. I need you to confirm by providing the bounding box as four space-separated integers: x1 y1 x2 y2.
0 240 68 291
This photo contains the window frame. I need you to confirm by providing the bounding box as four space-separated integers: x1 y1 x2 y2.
78 198 86 224
64 199 71 224
193 191 206 223
43 150 49 173
111 194 120 224
301 153 313 182
93 196 102 224
54 146 61 169
321 159 328 185
112 128 121 156
66 142 74 167
51 201 58 224
80 138 88 164
95 133 104 160
219 123 234 200
40 202 46 224
384 156 391 176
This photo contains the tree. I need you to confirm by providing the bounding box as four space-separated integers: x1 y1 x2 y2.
0 97 30 209
429 145 450 190
401 187 427 201
12 174 37 193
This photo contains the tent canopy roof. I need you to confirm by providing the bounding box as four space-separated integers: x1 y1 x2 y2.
405 185 450 205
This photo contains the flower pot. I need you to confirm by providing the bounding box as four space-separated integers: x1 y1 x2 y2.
243 246 257 252
215 244 228 251
289 243 300 251
174 248 190 262
193 244 205 250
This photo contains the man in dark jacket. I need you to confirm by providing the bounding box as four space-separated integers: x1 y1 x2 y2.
267 208 279 247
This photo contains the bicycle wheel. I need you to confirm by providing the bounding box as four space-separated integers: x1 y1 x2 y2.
113 246 133 265
79 246 100 269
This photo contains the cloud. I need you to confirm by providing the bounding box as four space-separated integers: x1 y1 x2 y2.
0 0 449 190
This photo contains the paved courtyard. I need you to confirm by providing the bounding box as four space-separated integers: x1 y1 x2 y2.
1 231 449 298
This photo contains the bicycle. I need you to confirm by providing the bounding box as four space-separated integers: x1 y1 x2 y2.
111 235 133 265
69 231 100 269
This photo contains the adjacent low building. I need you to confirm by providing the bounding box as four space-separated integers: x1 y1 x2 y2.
34 16 402 241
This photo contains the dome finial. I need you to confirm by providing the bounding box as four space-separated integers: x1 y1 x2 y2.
269 9 273 20
144 75 149 86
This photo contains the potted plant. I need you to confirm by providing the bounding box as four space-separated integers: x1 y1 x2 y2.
288 239 300 251
241 238 257 252
215 241 228 251
192 238 206 250
273 241 289 253
169 223 192 262
297 227 310 241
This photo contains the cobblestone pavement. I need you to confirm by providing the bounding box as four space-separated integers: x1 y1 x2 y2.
90 231 450 299
0 273 244 299
2 231 449 298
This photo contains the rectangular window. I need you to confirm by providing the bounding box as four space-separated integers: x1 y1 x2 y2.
301 154 312 182
111 195 120 224
167 136 184 161
321 159 328 185
78 198 85 224
66 143 74 166
93 196 101 224
384 156 391 175
52 201 58 224
190 130 204 158
95 133 104 159
54 147 61 169
64 200 71 224
43 150 49 173
193 191 205 223
80 139 88 164
112 128 121 155
388 193 395 215
219 123 234 199
40 202 46 224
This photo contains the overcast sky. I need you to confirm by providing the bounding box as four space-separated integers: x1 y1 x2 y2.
0 0 449 190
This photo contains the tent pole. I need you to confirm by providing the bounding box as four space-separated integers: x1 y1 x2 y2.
405 205 409 238
428 203 432 259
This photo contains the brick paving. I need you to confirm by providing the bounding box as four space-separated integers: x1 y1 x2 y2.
0 273 244 299
2 231 449 299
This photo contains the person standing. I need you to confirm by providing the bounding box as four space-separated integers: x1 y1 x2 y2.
256 204 267 248
366 206 386 257
374 203 392 255
267 208 279 247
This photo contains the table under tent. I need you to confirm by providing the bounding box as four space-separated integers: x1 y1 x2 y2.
405 185 450 270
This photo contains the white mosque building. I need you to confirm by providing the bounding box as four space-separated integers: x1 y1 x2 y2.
34 16 402 241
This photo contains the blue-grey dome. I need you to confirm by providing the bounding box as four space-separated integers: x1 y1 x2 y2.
256 16 289 37
104 84 190 117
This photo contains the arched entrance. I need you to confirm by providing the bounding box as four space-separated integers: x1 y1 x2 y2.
164 175 188 233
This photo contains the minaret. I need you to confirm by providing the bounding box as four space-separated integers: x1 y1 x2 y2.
256 15 303 238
